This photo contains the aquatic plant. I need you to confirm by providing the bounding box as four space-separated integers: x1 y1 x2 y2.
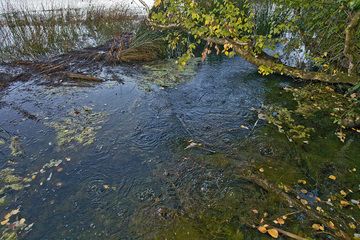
107 26 167 63
0 3 139 61
260 84 360 143
48 107 107 148
141 58 200 88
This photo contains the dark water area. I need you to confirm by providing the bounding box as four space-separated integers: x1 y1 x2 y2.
0 57 359 239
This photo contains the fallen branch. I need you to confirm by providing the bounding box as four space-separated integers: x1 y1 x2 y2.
208 38 359 85
62 72 103 82
236 173 351 239
272 226 308 240
148 21 359 85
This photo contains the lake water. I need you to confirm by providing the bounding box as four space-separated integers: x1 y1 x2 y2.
1 54 359 239
0 0 154 13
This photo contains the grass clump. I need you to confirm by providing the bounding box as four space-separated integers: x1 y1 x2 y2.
0 2 141 61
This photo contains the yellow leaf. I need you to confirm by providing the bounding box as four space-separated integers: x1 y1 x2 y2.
154 0 162 7
316 206 324 213
257 225 267 233
328 221 336 230
298 179 307 185
340 200 350 207
19 218 26 225
340 190 347 196
10 208 20 216
252 209 258 214
312 223 324 231
259 168 264 173
300 199 308 205
328 175 336 180
300 189 308 194
4 213 11 220
276 218 285 225
267 229 279 238
1 219 9 225
103 185 110 189
349 223 356 229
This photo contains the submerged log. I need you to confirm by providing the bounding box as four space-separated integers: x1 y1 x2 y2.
236 173 351 240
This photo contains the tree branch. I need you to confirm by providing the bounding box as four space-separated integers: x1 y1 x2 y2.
149 21 359 85
207 38 359 85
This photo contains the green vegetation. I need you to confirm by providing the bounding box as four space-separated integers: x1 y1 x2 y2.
149 0 360 84
0 3 138 61
48 107 107 148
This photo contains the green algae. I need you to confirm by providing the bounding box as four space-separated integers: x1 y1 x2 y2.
9 137 22 157
48 107 107 148
141 58 200 88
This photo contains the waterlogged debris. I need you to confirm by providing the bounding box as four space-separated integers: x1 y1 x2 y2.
48 107 107 148
42 160 62 169
10 136 22 156
185 140 202 150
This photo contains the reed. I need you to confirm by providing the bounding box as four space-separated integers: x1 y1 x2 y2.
0 2 142 61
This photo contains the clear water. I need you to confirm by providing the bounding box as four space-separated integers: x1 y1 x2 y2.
0 57 359 239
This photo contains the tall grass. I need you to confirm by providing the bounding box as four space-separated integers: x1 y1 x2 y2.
0 3 143 61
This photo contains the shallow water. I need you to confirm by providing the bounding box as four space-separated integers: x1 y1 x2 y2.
0 57 359 239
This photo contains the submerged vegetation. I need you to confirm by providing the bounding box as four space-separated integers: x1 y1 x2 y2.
0 0 359 239
48 107 107 148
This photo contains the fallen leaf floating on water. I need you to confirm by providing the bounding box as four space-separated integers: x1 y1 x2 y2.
258 225 267 233
316 206 324 213
340 200 350 207
240 125 249 130
349 223 356 229
298 179 307 185
300 189 308 194
300 199 308 205
328 175 337 180
340 190 347 196
103 185 110 189
259 168 265 173
312 223 325 231
267 229 279 238
273 218 285 225
328 221 336 230
252 209 259 214
184 141 202 150
1 219 9 225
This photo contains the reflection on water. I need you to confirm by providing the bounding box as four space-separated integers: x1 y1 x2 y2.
0 0 154 13
0 57 359 239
